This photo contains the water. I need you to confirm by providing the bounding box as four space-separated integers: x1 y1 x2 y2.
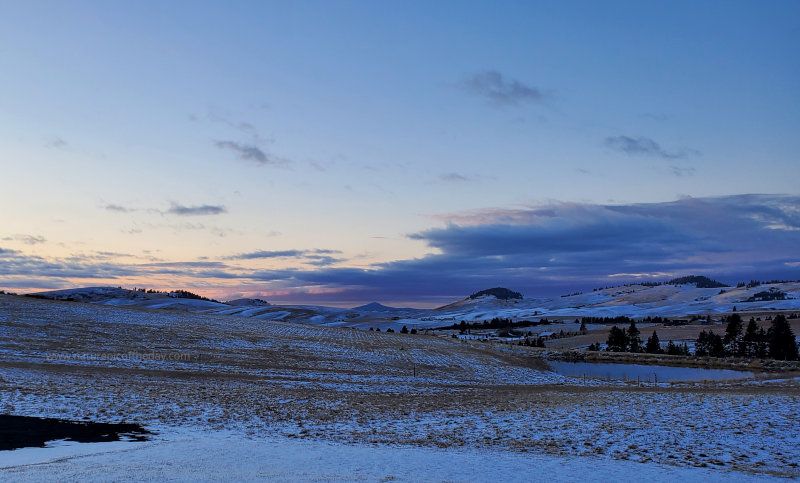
548 361 754 382
0 415 151 451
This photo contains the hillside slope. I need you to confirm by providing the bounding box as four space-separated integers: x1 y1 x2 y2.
26 281 800 329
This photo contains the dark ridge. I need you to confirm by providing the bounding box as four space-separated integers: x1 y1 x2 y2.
744 288 788 302
468 287 523 300
165 290 221 303
667 275 729 289
352 302 395 311
0 414 151 451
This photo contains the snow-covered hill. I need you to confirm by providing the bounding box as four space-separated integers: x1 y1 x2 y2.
430 282 800 322
27 280 800 330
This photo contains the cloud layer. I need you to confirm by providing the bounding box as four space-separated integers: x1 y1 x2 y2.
240 195 800 301
3 195 799 304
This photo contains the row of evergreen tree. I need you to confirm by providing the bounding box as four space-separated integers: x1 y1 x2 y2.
368 326 418 334
597 314 798 360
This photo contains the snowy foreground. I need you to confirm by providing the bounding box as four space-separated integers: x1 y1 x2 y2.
0 428 779 482
1 295 798 481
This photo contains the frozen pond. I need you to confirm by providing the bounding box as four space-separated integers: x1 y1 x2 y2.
548 361 754 382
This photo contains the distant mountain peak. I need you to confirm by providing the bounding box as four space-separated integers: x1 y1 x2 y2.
353 302 394 311
468 287 523 300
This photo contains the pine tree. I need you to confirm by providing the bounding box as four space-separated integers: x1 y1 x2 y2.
756 327 768 358
695 330 710 357
644 330 663 354
743 319 762 358
666 340 680 355
723 314 744 357
627 322 642 353
709 331 725 357
696 330 725 358
767 315 799 361
606 326 629 352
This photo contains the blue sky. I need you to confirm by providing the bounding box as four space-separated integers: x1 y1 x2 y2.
1 1 799 306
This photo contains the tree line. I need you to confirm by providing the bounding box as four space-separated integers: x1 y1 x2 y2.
596 314 798 360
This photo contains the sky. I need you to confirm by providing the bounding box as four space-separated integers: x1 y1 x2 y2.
1 0 799 307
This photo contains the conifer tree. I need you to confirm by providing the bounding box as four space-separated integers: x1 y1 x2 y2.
666 340 679 355
743 319 762 358
627 321 642 353
723 314 744 356
767 315 798 360
644 330 663 354
606 326 629 352
696 330 725 357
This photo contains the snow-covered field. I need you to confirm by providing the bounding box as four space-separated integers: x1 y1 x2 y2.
433 282 800 323
1 295 798 480
29 281 800 332
0 428 779 482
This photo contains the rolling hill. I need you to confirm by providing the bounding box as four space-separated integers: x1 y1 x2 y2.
24 279 800 330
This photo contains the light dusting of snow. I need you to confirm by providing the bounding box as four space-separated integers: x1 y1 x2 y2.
1 294 798 480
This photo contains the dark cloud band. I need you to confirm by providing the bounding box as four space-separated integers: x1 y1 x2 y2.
3 195 799 303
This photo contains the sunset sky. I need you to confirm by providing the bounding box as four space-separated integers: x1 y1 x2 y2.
1 1 799 306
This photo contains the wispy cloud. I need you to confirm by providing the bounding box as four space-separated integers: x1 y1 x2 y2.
105 204 132 213
439 172 471 182
166 203 227 216
105 203 227 217
227 248 344 266
215 140 287 166
192 109 289 166
208 113 258 136
463 70 547 106
670 166 696 177
2 234 46 245
230 250 306 260
44 137 67 148
192 109 264 139
605 135 698 160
